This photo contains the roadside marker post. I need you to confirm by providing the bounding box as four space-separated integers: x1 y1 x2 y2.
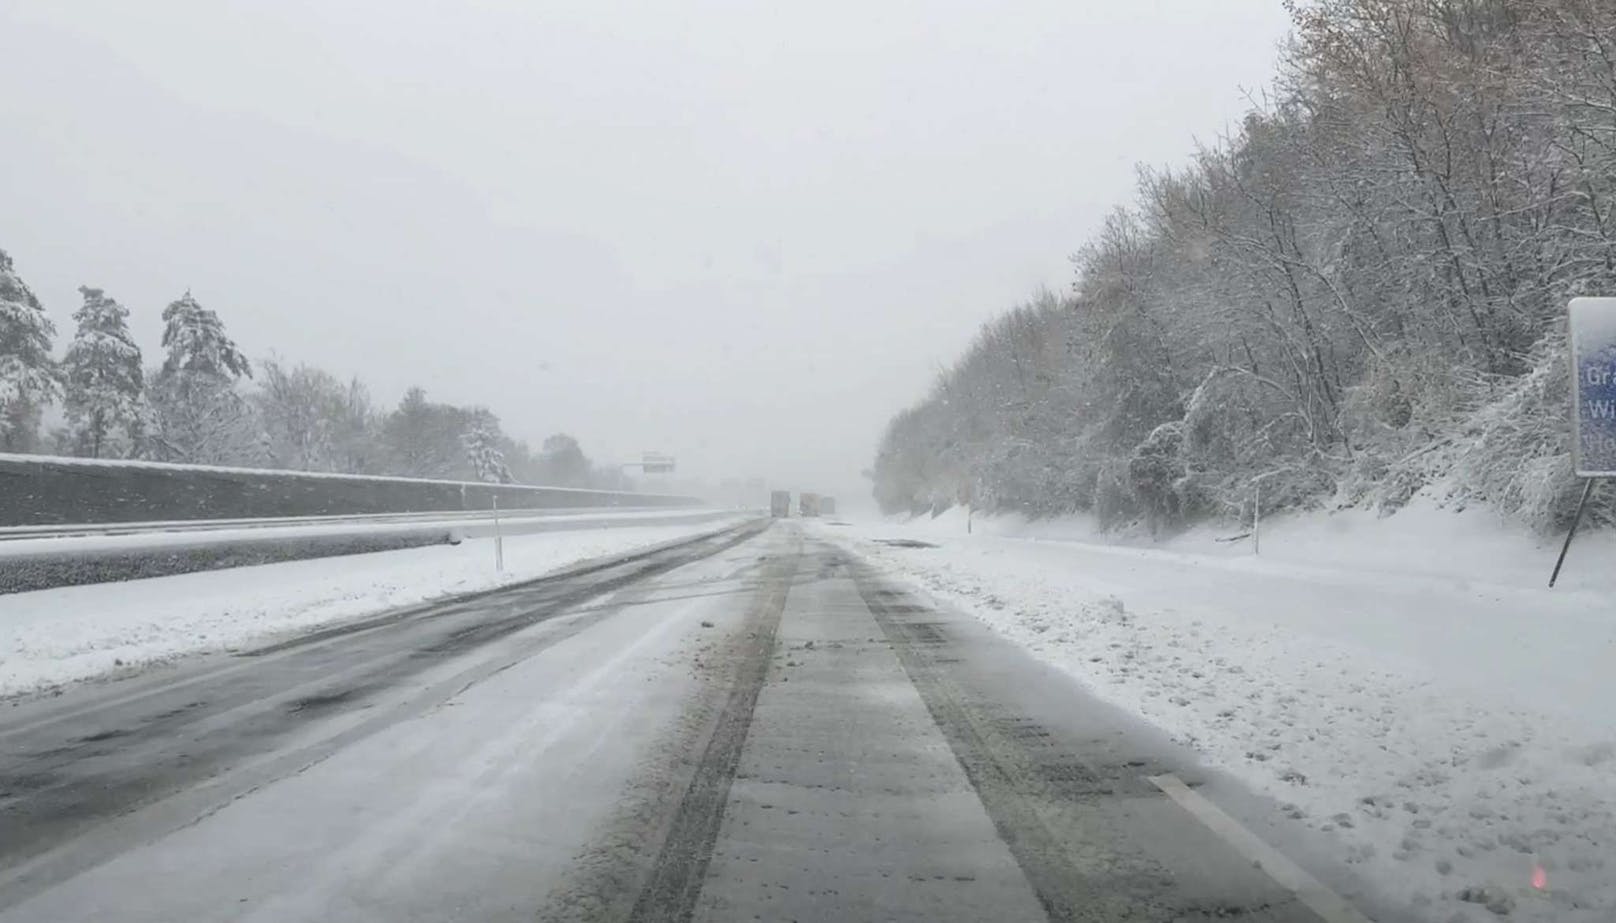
1252 480 1260 556
1249 469 1287 556
492 495 505 573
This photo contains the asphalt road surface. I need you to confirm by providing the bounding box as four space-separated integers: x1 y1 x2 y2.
0 520 1374 922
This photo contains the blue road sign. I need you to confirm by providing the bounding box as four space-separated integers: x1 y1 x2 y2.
1570 297 1616 476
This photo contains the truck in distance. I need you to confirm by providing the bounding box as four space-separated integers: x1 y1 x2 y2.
770 490 791 518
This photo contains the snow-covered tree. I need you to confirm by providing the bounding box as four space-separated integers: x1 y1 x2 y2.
870 0 1616 533
463 422 513 484
0 249 58 451
537 433 592 487
252 359 382 473
147 292 259 464
382 387 468 478
62 286 145 458
159 291 250 379
327 377 381 474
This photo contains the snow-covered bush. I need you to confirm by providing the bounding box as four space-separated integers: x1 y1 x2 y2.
1092 457 1135 530
1338 349 1476 513
1127 422 1185 535
1175 367 1332 520
1443 330 1586 532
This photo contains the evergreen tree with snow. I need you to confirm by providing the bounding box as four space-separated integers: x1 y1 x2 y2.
463 423 513 483
147 291 259 464
538 432 592 487
0 249 58 452
62 286 145 458
382 387 467 478
159 291 251 379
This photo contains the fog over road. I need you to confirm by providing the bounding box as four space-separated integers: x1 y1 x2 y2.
0 521 1356 922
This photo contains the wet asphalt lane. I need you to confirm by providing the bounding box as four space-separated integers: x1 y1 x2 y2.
0 521 1352 922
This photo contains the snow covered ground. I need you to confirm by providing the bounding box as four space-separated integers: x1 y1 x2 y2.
0 518 745 699
0 508 734 558
817 503 1616 922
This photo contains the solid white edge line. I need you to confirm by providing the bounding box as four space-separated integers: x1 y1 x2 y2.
1148 773 1377 923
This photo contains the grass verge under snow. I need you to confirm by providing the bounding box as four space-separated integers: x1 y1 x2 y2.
819 504 1616 923
0 519 743 699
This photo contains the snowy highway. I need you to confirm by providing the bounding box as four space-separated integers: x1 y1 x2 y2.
0 520 1362 922
11 2 1613 921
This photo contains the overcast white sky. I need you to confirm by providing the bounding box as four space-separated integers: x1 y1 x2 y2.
0 0 1290 500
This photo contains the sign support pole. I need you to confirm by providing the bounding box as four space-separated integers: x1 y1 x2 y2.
1549 478 1597 588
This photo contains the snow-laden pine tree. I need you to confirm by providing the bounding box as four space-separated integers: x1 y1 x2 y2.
0 249 58 452
382 387 467 478
146 292 259 465
62 286 145 458
159 292 251 379
538 433 592 487
463 423 513 484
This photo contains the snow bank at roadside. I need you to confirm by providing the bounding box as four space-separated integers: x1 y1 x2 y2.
0 519 743 699
820 505 1616 922
892 498 1616 593
0 508 734 559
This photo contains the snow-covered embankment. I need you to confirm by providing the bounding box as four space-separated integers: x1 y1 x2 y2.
0 516 748 699
819 504 1616 922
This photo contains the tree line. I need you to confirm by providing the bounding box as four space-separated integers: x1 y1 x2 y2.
0 254 618 488
873 0 1616 535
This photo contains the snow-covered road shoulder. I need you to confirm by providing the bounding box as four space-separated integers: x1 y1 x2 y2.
816 510 1616 922
0 518 748 699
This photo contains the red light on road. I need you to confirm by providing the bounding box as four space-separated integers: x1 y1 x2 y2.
1531 865 1548 890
